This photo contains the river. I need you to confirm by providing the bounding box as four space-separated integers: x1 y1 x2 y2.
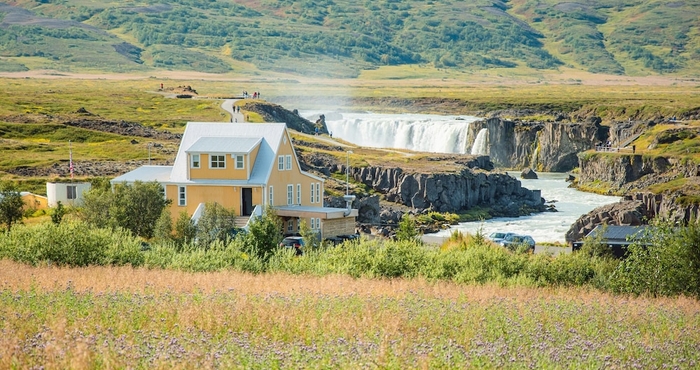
429 172 620 244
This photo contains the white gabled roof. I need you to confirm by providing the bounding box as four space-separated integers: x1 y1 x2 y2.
186 137 262 154
170 122 287 184
111 166 173 184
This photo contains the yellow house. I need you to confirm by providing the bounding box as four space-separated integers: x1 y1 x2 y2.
111 122 357 238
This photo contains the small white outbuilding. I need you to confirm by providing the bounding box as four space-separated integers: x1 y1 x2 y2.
46 182 91 207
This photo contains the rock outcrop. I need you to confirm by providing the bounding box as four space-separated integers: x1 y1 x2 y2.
577 153 700 194
467 118 605 171
241 101 325 135
345 165 545 215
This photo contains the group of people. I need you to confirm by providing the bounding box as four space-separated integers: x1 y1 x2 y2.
242 91 261 99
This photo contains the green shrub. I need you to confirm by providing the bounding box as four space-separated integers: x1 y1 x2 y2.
0 221 143 267
609 221 700 298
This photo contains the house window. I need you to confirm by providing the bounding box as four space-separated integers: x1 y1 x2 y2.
210 154 226 169
66 185 77 200
268 186 273 205
287 184 293 205
285 155 292 170
310 183 315 203
310 218 316 229
191 154 200 168
316 218 321 230
287 219 294 233
297 184 301 205
278 156 284 171
315 182 321 204
235 155 244 169
178 186 186 206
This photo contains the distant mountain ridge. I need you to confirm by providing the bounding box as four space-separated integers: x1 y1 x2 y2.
0 0 697 77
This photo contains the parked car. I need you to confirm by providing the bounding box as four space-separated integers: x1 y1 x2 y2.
487 232 515 244
280 236 304 255
500 234 536 252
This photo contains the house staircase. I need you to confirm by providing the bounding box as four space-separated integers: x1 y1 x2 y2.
235 216 250 229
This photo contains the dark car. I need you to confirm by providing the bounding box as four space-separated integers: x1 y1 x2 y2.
280 236 304 255
500 234 536 252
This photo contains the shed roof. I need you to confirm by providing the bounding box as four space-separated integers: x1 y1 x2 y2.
586 225 651 243
111 166 173 184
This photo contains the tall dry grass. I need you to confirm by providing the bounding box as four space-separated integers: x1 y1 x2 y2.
2 259 699 369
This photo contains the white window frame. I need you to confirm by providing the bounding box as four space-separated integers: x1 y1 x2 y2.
296 184 301 205
287 219 294 233
235 154 244 169
287 184 293 205
310 218 316 229
178 186 186 206
210 154 226 169
191 154 200 169
268 185 273 206
315 182 321 204
316 218 321 230
278 156 284 171
310 183 315 203
285 155 292 170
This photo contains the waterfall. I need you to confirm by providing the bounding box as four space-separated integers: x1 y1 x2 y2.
470 128 489 155
320 113 482 154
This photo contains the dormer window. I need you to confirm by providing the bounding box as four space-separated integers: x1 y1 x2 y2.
235 155 244 169
210 155 226 169
191 154 200 169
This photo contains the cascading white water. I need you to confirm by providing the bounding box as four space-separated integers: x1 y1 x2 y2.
320 113 482 154
470 128 488 155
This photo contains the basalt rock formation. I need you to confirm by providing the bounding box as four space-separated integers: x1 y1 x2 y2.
577 153 700 195
345 165 545 215
467 118 605 171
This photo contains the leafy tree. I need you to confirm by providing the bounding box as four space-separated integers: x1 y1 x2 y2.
51 201 66 225
195 202 237 248
244 206 282 261
153 208 174 242
395 214 420 242
80 181 171 239
174 211 197 248
0 182 24 232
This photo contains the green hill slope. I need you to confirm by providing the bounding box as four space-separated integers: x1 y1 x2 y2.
0 0 698 77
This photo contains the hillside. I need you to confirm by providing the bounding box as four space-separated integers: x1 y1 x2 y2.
0 0 698 77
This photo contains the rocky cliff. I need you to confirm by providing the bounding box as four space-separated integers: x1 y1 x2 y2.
345 165 545 215
241 101 326 135
468 118 605 171
577 153 700 194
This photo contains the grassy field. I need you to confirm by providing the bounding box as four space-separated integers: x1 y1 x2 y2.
1 74 699 195
1 259 698 369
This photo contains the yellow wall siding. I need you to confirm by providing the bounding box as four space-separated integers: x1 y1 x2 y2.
189 153 249 180
166 184 263 218
267 131 323 207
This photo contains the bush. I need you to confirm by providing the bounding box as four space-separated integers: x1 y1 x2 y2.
609 221 700 298
0 221 144 267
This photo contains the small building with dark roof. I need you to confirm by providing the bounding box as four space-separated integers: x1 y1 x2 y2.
572 225 651 258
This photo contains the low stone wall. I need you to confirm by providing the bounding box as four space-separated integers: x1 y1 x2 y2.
323 218 355 238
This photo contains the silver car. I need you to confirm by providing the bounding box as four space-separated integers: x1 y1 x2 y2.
488 232 515 244
500 234 536 252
